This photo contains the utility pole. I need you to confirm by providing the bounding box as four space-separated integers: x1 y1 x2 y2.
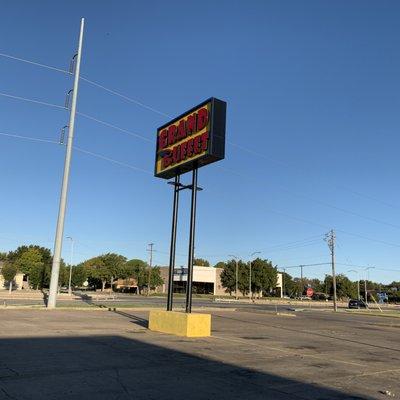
325 230 337 312
66 236 74 296
48 18 84 309
147 243 154 296
282 268 286 298
228 255 239 300
300 265 304 298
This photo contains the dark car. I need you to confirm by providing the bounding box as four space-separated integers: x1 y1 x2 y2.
348 299 368 309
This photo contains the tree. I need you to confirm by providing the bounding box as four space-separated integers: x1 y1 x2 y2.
14 248 45 289
9 245 53 289
281 271 295 297
84 256 109 291
1 262 18 293
124 259 148 293
100 253 127 288
71 265 88 287
250 258 278 297
220 259 247 296
0 252 8 262
149 266 164 289
194 258 210 267
324 274 357 299
84 253 127 291
213 261 226 269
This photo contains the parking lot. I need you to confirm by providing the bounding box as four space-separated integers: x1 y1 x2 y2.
0 308 399 399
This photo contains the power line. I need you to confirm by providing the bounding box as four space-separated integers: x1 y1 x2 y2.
0 131 59 145
0 51 170 118
2 55 400 250
0 91 66 110
0 90 153 144
1 50 399 212
218 163 400 232
0 129 151 175
74 146 152 174
0 52 71 75
76 111 152 143
80 77 170 118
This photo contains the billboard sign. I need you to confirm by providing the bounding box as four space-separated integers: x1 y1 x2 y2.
155 97 226 179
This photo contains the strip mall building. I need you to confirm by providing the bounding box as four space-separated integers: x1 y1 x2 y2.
158 266 283 297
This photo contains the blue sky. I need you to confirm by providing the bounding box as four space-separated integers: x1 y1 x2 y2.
0 0 400 283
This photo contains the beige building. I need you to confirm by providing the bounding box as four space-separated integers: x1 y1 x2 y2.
158 267 283 297
0 262 24 290
158 266 226 295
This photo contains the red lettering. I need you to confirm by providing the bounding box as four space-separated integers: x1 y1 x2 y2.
159 129 168 149
187 138 194 158
162 151 173 169
180 141 187 160
197 108 208 131
193 135 201 154
200 132 209 151
186 114 197 135
177 120 186 140
167 125 177 146
172 145 180 164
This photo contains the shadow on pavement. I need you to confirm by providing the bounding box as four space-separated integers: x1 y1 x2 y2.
0 335 372 400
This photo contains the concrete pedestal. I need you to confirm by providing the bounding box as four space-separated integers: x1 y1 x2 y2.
148 310 211 337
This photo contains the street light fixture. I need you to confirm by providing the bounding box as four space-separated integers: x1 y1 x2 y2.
228 255 239 300
364 267 374 304
249 251 261 301
348 269 360 300
66 236 74 296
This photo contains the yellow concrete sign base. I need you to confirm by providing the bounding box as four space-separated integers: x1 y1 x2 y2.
148 310 211 337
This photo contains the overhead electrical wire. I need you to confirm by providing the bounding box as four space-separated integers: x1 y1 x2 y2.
0 91 153 143
0 51 170 117
1 51 400 251
0 50 398 212
0 129 151 175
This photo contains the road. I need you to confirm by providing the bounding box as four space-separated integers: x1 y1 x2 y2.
0 291 352 311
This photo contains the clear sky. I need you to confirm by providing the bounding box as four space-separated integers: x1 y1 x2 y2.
0 0 399 283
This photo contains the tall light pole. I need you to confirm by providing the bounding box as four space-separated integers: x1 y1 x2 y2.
228 255 239 300
348 269 360 300
66 236 74 296
325 230 337 312
147 243 154 296
249 251 261 301
48 18 85 309
364 267 374 304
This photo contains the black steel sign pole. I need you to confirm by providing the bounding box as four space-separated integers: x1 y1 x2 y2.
166 174 180 311
185 167 198 313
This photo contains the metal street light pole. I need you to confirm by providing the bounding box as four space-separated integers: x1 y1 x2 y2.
348 269 360 300
147 243 154 296
249 251 261 301
66 236 74 296
364 267 374 305
48 18 84 309
228 255 239 300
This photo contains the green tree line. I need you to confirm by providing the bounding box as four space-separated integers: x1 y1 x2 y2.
0 245 163 293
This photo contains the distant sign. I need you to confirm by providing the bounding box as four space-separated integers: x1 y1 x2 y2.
306 287 314 297
155 97 226 179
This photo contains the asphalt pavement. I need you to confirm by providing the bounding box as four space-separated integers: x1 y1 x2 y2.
0 307 399 399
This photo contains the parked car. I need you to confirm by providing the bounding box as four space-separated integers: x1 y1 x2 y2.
348 299 368 309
